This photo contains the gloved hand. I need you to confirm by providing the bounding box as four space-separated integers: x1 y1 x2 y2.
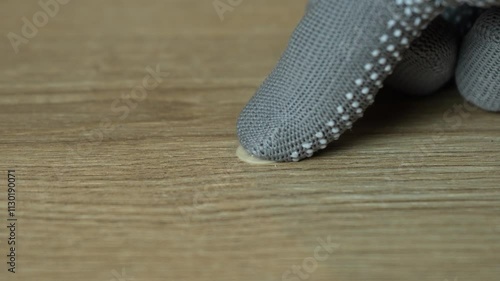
237 0 500 162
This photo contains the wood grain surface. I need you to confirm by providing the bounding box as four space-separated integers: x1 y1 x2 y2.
0 1 499 280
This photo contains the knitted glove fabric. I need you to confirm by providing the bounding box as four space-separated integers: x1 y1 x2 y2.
456 7 500 111
390 5 500 109
386 16 459 96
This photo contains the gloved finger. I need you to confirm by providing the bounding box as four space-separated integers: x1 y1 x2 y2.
456 7 500 112
237 0 446 162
